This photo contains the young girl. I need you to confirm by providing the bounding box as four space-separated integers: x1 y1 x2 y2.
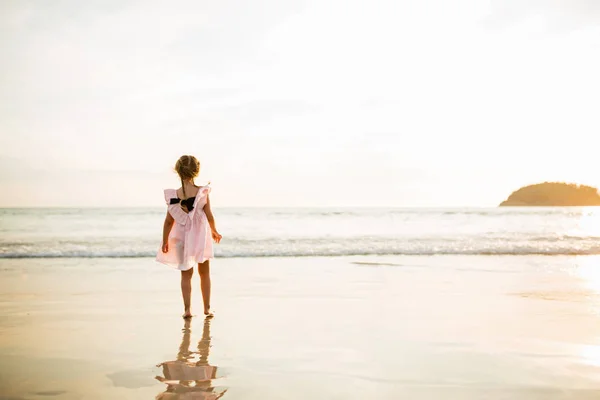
156 155 222 318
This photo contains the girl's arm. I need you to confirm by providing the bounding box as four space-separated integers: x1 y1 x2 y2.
161 211 174 252
203 195 222 243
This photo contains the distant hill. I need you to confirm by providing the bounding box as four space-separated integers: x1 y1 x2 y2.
500 182 600 206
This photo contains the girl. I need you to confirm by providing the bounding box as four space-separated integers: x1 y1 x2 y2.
157 155 222 318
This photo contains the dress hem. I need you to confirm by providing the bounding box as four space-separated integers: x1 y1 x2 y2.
155 256 214 271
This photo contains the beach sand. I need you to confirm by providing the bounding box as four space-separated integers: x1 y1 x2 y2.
2 255 600 399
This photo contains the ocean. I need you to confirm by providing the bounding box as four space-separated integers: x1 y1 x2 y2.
2 207 600 259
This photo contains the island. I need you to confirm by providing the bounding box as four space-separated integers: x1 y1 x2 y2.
500 182 600 207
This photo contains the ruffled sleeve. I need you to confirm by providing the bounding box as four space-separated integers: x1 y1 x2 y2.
164 189 189 225
199 185 211 198
163 189 177 205
188 185 211 217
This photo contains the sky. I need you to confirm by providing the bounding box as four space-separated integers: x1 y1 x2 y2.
1 0 599 208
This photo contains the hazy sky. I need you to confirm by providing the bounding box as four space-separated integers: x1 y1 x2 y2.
1 0 599 207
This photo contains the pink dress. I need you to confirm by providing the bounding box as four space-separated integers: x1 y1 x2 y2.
156 186 213 271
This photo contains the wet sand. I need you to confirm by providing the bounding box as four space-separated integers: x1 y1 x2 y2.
2 255 600 399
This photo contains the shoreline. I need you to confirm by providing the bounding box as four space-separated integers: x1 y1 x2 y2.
4 251 600 261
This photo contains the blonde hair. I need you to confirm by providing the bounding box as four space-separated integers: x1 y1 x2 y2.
175 155 200 198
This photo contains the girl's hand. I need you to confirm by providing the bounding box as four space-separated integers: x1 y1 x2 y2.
212 231 222 244
162 242 169 253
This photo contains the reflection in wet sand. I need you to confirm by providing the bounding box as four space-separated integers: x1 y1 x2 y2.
156 318 227 400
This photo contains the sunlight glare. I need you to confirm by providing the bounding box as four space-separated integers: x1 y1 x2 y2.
575 209 600 238
580 344 600 367
574 256 600 295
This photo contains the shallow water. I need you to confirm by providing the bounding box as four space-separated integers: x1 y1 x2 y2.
2 207 600 258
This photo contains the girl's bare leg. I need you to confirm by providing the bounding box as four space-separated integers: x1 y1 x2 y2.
181 268 193 318
198 261 212 316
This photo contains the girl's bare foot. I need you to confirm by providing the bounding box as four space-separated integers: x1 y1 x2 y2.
204 309 214 318
183 310 193 319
